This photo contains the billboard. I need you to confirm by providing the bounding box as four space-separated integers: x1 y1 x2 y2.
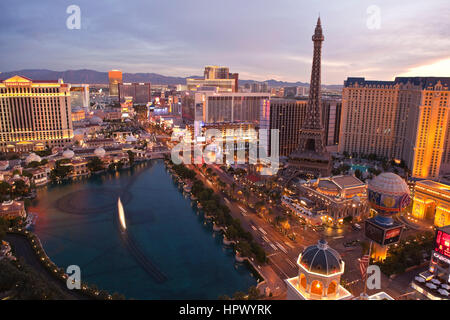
365 220 384 245
365 218 404 246
383 225 403 245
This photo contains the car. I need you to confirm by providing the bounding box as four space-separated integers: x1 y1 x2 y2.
352 223 362 231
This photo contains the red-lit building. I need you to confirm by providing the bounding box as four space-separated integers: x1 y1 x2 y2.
411 225 450 299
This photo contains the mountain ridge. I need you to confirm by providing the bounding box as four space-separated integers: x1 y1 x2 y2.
0 69 342 89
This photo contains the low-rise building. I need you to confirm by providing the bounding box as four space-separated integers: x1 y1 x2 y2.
0 200 26 220
27 167 50 186
297 175 369 223
285 240 352 300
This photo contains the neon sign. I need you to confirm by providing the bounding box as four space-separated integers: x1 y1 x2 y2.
435 230 450 258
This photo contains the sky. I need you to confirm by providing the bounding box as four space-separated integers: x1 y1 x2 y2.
0 0 449 84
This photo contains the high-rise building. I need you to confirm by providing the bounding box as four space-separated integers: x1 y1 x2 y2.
250 82 269 93
322 99 342 147
186 66 238 92
289 18 331 176
296 86 309 97
339 77 450 179
283 86 297 97
118 82 151 104
108 70 123 97
259 98 307 157
204 66 229 80
69 84 90 108
190 91 270 124
0 75 73 152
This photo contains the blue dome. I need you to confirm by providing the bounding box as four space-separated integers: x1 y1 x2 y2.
299 240 342 275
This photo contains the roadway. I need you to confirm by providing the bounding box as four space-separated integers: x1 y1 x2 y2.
189 164 323 297
192 164 421 299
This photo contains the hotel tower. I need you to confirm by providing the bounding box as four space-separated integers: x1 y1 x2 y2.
108 70 123 97
0 75 73 152
339 77 450 179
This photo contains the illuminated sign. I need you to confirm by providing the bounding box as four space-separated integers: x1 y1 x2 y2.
365 220 384 244
434 229 450 258
383 226 403 245
365 218 404 246
433 252 450 265
4 82 32 86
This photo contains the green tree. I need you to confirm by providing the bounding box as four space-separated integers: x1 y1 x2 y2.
236 240 252 257
127 150 135 166
247 286 261 300
0 181 11 197
87 157 105 172
50 160 73 182
12 180 29 197
0 217 8 241
232 291 247 300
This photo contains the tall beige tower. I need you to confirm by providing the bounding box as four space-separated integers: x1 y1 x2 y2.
0 75 73 152
339 77 450 179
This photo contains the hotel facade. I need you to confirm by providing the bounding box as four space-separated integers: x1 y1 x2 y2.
259 98 307 157
108 70 123 97
0 75 73 152
186 66 239 93
412 180 450 227
339 77 450 179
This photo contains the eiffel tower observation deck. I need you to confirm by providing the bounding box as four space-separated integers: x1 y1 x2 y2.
289 17 331 177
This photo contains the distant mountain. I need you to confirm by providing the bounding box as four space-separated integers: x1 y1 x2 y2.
0 69 342 89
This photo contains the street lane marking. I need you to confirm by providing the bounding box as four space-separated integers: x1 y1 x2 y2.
238 205 247 213
284 242 295 249
285 258 296 269
262 235 270 243
269 243 278 251
224 198 230 204
259 227 267 235
276 242 288 254
251 225 257 231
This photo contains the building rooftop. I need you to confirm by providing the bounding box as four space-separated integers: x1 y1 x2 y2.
298 240 343 276
344 77 450 90
416 180 450 193
332 175 365 189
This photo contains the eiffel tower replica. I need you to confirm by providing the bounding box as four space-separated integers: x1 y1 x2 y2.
289 17 331 177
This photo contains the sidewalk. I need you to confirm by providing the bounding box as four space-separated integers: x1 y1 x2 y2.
253 262 286 298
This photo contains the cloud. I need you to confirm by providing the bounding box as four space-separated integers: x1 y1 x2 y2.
0 0 448 84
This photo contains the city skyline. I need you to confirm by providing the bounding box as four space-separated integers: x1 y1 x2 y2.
0 0 449 84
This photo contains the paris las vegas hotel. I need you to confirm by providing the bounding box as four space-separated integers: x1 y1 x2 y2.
0 75 73 152
339 77 450 180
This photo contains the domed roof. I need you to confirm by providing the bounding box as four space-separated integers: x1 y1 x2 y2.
94 147 106 158
125 135 137 142
25 153 41 164
299 240 342 275
368 172 409 196
89 116 103 125
62 149 74 159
